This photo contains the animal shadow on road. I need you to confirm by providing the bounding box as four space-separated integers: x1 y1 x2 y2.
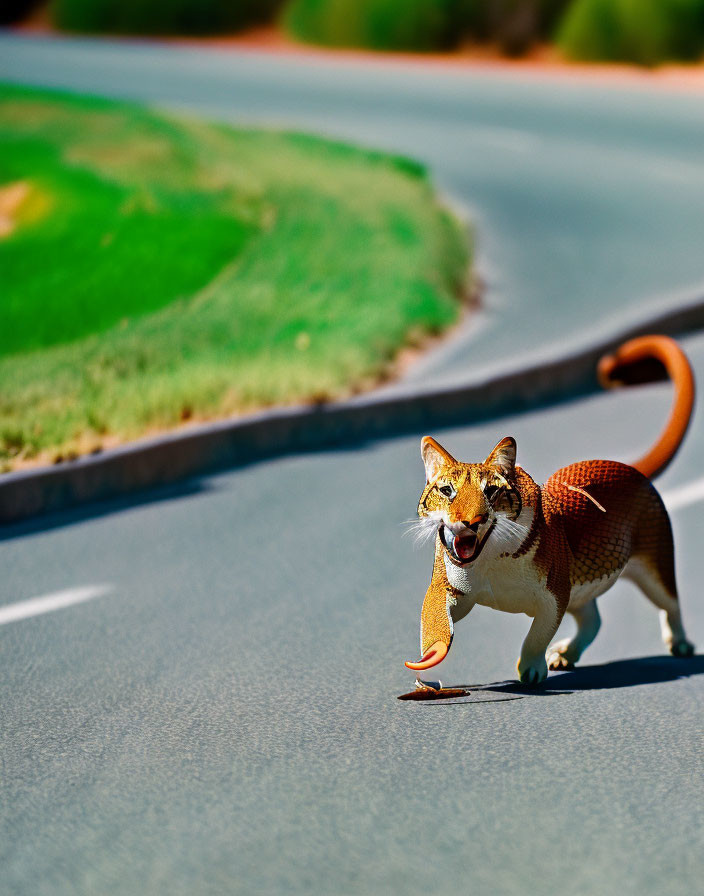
412 655 704 705
485 654 704 696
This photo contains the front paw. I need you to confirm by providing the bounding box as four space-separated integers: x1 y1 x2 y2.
517 658 548 686
670 639 695 658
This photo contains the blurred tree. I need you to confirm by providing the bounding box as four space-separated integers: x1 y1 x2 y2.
460 0 571 55
284 0 461 52
54 0 287 35
284 0 572 55
0 0 43 25
558 0 704 65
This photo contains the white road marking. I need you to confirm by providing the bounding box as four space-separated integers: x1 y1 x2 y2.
661 478 704 512
0 484 697 631
0 584 112 626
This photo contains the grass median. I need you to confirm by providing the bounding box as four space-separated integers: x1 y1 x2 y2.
0 83 471 470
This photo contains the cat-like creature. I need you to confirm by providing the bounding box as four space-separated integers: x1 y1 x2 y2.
405 335 695 684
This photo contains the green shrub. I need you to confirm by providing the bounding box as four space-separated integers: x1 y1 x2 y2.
283 0 460 51
283 0 571 55
54 0 285 35
557 0 704 65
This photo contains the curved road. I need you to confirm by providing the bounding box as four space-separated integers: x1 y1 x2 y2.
1 34 703 896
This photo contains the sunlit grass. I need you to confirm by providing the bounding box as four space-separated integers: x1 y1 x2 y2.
0 83 470 468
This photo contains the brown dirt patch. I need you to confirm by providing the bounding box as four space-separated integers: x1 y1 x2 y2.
0 181 31 238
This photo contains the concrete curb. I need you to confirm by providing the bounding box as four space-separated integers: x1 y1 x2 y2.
2 294 704 526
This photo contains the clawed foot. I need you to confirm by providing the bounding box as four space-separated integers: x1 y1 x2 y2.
547 653 574 670
517 658 548 686
546 638 578 671
670 639 695 658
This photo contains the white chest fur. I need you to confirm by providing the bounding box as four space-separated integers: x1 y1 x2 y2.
445 548 546 616
567 570 622 609
443 507 546 616
445 540 625 618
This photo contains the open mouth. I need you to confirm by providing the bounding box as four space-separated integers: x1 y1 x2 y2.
440 522 493 566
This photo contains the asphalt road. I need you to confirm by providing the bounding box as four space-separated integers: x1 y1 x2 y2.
3 332 704 896
1 34 703 896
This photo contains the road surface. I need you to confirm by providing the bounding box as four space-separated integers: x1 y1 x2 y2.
1 34 703 896
3 331 704 896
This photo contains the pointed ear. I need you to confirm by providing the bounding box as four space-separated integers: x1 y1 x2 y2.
421 436 457 483
485 436 516 477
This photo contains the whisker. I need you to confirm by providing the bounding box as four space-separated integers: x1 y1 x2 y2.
491 515 530 552
401 516 439 546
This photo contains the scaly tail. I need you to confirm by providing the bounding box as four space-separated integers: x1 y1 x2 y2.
597 335 695 480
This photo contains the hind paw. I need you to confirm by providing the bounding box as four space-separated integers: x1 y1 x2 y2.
670 639 695 658
547 651 575 671
546 638 577 670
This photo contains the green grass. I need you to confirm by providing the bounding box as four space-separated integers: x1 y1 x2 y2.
0 84 470 469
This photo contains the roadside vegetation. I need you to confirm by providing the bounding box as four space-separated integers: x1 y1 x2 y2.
283 0 463 54
0 0 42 26
0 83 469 469
284 0 571 57
557 0 704 66
52 0 284 36
284 0 704 64
6 0 704 66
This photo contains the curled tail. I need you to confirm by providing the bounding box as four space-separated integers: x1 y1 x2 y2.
597 335 695 480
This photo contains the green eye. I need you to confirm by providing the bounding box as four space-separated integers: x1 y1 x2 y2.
438 484 455 499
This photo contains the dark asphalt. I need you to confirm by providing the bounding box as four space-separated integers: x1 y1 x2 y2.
1 34 703 896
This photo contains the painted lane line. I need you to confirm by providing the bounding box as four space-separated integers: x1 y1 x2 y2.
0 584 113 626
661 478 704 512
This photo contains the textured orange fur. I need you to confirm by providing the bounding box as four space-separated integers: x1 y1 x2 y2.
406 335 695 683
537 460 675 610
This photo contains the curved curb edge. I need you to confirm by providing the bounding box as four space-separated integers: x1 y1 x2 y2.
2 295 703 526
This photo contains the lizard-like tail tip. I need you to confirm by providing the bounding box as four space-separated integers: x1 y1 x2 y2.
405 640 448 671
